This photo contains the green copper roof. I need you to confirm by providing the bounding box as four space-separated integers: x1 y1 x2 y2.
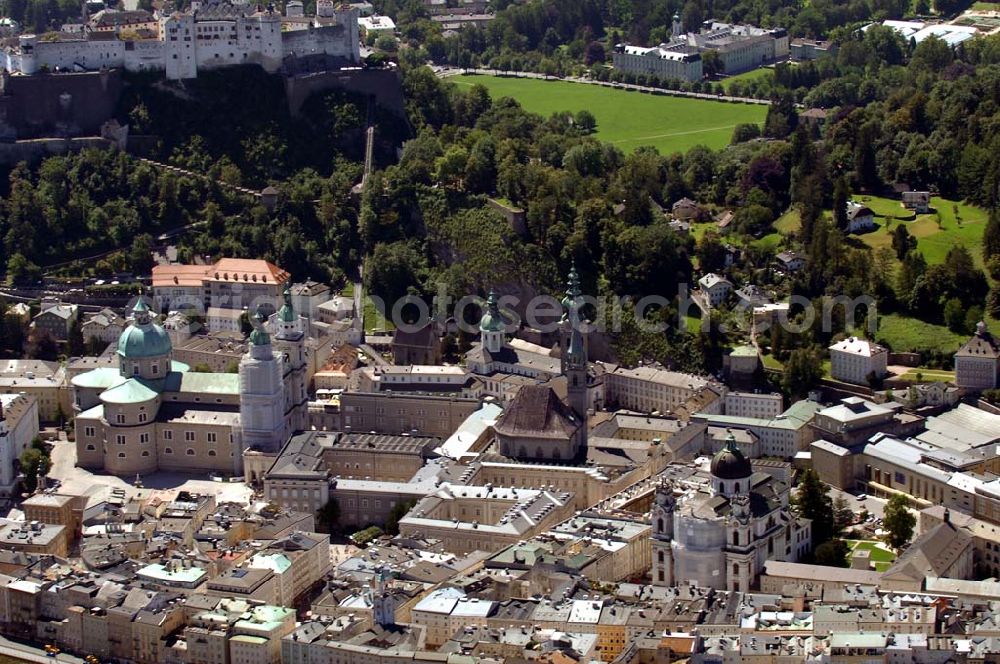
117 321 172 360
71 367 127 390
100 378 159 404
177 371 240 395
480 290 506 333
249 309 270 346
278 288 295 323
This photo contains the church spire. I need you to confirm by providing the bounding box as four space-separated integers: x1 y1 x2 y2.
249 308 270 347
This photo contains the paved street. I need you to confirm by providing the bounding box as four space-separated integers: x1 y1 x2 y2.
0 634 83 663
829 486 887 521
47 435 253 506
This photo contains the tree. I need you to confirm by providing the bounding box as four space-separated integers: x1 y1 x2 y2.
731 123 761 145
128 234 155 277
793 468 835 547
891 224 916 260
25 329 58 361
6 253 40 286
832 178 849 231
67 316 84 358
944 297 966 332
833 496 854 536
985 208 1000 263
883 494 916 551
20 443 50 493
574 110 597 134
813 539 850 567
316 498 341 534
385 499 414 536
781 347 823 400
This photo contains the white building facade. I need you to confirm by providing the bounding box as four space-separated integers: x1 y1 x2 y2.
3 2 359 80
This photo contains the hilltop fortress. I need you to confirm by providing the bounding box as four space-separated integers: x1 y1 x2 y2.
1 0 360 80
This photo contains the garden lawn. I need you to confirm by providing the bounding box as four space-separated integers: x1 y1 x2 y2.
898 368 957 382
847 539 897 572
722 67 773 92
452 74 767 153
875 313 969 354
853 195 990 267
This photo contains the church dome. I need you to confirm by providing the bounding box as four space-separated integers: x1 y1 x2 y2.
117 300 172 359
710 434 752 480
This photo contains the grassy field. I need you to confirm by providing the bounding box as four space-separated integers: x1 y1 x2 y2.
722 67 773 92
847 540 897 572
852 195 990 266
897 368 957 382
875 313 969 354
452 74 767 153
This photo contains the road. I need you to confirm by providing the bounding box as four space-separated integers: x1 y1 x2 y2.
47 435 253 506
0 634 83 663
829 486 887 521
437 67 775 106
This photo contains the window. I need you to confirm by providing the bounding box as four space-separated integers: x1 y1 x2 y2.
163 430 172 440
164 447 173 454
207 432 217 443
208 450 216 456
185 431 195 441
116 435 126 445
139 433 149 444
117 452 126 458
116 413 126 424
139 413 147 423
141 450 150 457
85 444 96 451
186 449 195 456
84 426 95 437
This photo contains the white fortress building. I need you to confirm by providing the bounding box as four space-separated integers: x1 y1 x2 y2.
1 0 360 80
650 435 811 592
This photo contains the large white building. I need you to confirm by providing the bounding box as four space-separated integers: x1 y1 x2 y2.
1 0 360 80
0 393 39 496
611 43 703 82
650 438 810 593
829 337 888 386
613 19 788 79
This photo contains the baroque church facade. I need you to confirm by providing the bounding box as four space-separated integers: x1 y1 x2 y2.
651 435 812 592
73 292 308 477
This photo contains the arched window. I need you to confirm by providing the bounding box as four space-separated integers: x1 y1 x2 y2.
186 448 195 456
164 447 173 454
141 451 150 457
732 563 739 578
658 550 664 563
732 531 739 546
208 450 216 457
734 482 740 494
535 446 544 458
657 518 664 533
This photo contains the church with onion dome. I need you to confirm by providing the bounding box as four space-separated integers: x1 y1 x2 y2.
650 433 812 592
72 291 308 477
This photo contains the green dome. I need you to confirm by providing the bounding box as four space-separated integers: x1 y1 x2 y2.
117 322 172 359
480 291 505 333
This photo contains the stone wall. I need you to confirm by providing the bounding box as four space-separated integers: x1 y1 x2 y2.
284 67 406 118
0 69 122 138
